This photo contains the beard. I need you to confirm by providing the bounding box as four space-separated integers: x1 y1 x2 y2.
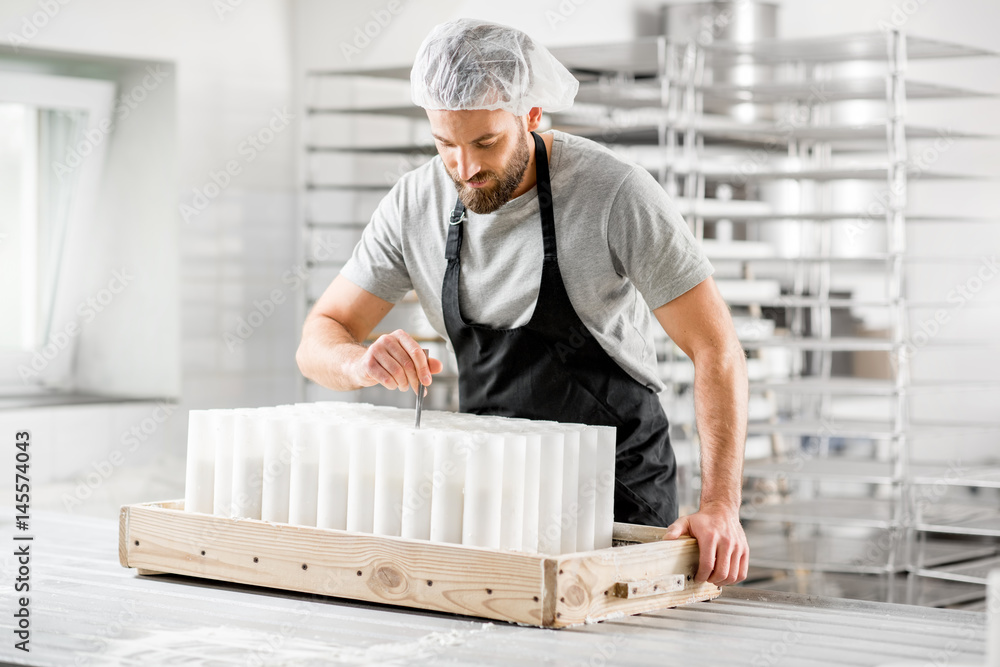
447 125 531 215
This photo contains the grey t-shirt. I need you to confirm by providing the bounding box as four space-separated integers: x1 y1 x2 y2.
340 129 714 391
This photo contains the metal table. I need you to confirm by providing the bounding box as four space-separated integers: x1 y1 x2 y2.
0 510 987 666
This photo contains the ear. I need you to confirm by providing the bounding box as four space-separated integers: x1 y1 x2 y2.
525 107 543 132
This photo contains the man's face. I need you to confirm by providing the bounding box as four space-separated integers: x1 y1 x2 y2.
426 109 531 215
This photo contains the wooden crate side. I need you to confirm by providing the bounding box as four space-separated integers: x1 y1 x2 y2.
552 536 721 627
611 521 669 544
117 505 129 568
120 502 548 626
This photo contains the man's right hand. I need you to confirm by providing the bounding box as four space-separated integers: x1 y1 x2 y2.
352 329 443 393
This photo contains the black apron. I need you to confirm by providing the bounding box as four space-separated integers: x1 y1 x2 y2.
441 131 678 527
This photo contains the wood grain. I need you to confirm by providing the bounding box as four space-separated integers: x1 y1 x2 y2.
552 536 721 627
122 500 547 626
119 500 719 628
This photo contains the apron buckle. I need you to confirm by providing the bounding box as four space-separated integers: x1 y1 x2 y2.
449 210 466 226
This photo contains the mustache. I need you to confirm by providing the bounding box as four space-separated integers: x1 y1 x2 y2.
460 171 497 185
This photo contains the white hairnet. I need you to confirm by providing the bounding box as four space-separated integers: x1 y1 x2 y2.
410 18 579 116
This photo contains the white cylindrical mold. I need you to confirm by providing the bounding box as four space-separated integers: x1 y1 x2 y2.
463 432 504 549
499 433 527 551
373 426 406 536
346 421 376 533
401 429 436 540
430 430 466 544
520 433 542 553
559 429 581 554
260 413 293 523
536 430 564 555
575 427 598 553
231 409 265 519
989 569 1000 667
289 419 322 527
184 410 215 514
594 425 617 550
316 419 351 530
211 410 236 517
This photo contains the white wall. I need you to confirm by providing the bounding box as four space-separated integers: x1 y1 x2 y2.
0 0 300 518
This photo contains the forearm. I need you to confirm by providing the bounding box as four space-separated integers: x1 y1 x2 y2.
692 340 748 512
295 315 368 392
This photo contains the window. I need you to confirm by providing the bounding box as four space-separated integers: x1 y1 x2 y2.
0 72 116 391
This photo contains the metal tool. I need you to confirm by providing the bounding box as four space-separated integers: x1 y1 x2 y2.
414 348 428 428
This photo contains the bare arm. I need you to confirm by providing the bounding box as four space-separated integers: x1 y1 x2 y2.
655 277 749 585
296 274 442 393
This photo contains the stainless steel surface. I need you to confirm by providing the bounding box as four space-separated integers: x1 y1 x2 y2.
749 571 988 608
742 497 898 528
547 33 997 74
915 555 1000 586
662 1 778 121
919 504 1000 538
746 530 995 574
415 347 428 428
912 465 1000 489
0 510 988 667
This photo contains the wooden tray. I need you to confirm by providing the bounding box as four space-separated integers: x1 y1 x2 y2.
118 500 720 628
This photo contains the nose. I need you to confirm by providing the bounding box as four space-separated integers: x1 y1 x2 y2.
453 148 482 182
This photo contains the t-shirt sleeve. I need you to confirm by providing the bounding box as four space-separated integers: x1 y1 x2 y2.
339 183 413 304
607 167 714 310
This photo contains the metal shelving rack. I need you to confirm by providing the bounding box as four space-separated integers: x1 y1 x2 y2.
298 29 998 605
300 69 457 410
548 30 999 604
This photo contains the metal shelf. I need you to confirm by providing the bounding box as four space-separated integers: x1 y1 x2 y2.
749 378 1000 396
307 144 435 154
744 458 896 483
305 220 369 229
741 497 897 528
745 571 987 607
911 465 1000 489
745 532 990 575
573 78 994 109
306 183 393 191
918 504 1000 538
307 105 425 118
739 336 895 351
747 420 1000 440
677 163 980 182
912 554 1000 586
548 33 996 76
306 65 413 79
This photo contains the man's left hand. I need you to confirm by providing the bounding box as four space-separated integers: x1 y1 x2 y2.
661 504 749 585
